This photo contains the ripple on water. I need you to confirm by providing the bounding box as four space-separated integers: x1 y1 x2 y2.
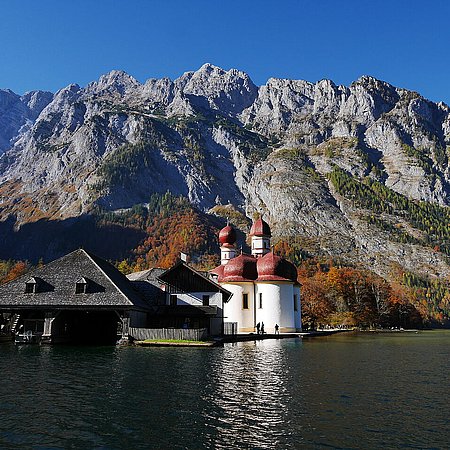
1 333 450 449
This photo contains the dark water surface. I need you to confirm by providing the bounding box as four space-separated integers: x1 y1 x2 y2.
1 331 449 449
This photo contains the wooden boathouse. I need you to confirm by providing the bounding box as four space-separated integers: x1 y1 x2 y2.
0 250 234 344
0 249 149 344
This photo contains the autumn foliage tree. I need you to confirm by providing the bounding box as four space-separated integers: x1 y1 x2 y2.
298 258 429 329
0 260 29 284
100 192 220 272
300 273 333 329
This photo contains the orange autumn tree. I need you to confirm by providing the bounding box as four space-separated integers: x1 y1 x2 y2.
0 261 29 284
297 256 427 329
104 192 220 272
135 210 212 268
300 272 333 329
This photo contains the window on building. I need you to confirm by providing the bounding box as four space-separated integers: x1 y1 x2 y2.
25 282 36 294
75 283 86 294
170 295 177 306
293 294 298 311
259 293 263 309
242 293 249 309
203 295 210 306
25 277 42 294
75 278 89 294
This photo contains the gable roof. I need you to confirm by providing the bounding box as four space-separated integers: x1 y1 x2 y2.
126 268 165 283
0 249 150 310
158 261 232 302
126 268 166 305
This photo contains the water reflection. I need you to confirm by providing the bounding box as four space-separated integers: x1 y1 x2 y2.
202 339 302 449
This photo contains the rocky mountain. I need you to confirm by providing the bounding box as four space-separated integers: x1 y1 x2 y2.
0 89 53 153
1 63 450 282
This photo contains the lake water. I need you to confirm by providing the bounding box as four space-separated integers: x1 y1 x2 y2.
0 331 449 449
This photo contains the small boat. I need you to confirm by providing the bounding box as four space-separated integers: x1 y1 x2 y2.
15 330 43 344
14 319 44 344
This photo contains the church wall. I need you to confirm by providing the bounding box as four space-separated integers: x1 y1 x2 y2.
294 285 302 331
220 247 236 265
279 283 296 332
255 282 296 333
222 282 255 332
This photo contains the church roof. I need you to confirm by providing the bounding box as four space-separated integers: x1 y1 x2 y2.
219 225 236 245
221 253 258 282
211 252 298 284
256 252 297 282
209 265 225 278
249 217 271 237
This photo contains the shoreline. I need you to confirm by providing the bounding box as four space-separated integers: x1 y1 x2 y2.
134 329 353 347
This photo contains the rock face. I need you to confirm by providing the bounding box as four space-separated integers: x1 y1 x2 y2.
0 89 53 153
0 64 450 278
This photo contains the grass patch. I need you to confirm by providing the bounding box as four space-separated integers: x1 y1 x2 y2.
142 339 205 344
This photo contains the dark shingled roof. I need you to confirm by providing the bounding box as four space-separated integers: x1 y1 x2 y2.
127 268 166 305
0 249 151 310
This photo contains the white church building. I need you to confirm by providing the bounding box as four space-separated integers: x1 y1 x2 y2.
210 218 301 333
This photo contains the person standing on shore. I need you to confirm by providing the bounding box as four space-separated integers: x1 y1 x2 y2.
261 322 265 334
256 322 261 334
275 324 279 335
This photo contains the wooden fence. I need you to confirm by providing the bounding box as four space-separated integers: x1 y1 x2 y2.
129 327 208 341
224 322 238 335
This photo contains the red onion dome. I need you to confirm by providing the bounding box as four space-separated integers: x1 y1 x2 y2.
256 252 297 282
222 254 257 282
250 217 271 237
219 225 236 245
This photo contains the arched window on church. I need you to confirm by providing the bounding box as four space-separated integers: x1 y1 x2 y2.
242 293 249 309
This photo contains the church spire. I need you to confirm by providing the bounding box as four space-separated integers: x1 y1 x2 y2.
218 224 237 265
249 216 271 257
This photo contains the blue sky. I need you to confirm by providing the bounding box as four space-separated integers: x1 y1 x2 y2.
1 0 449 104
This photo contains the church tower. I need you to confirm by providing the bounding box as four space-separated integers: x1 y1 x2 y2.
250 217 271 258
219 225 237 265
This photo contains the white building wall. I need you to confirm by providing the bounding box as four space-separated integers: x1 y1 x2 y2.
294 285 302 331
279 283 296 332
170 291 222 307
255 282 296 333
222 282 255 333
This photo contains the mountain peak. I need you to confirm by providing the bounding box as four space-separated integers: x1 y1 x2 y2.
87 70 140 96
197 62 224 74
180 63 258 115
99 69 139 84
352 75 395 91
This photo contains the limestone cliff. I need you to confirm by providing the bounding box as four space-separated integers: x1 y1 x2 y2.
0 64 449 279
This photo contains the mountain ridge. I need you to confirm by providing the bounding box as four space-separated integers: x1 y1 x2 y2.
0 64 450 286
